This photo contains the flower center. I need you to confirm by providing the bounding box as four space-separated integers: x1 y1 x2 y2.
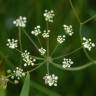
45 56 52 63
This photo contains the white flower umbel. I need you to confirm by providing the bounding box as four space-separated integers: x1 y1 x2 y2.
13 16 27 27
43 74 58 87
43 10 55 22
42 30 50 38
82 37 95 51
57 35 65 44
6 39 18 49
21 50 36 67
62 58 74 68
11 67 25 80
39 48 46 55
31 25 41 36
63 25 74 36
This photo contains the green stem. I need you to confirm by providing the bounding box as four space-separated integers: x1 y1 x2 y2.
18 27 23 66
51 62 94 71
51 43 60 56
47 62 49 74
26 61 45 73
18 27 23 52
37 36 42 47
46 22 50 74
53 46 82 60
22 29 39 51
81 14 96 24
46 22 49 56
69 0 81 23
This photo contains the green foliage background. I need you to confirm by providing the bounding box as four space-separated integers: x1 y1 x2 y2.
0 0 96 96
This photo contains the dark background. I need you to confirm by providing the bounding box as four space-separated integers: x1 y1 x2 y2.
0 0 96 96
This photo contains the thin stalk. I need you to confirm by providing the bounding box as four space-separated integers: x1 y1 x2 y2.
69 0 81 23
26 61 45 73
47 62 49 74
51 62 94 71
53 46 82 60
22 29 39 51
37 36 42 47
46 22 50 74
18 27 23 66
51 43 60 56
46 22 49 56
18 27 23 52
81 14 96 25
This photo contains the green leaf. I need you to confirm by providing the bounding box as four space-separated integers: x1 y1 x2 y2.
20 72 30 96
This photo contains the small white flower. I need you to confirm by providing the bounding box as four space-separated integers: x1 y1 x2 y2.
13 16 27 27
62 58 74 68
39 48 46 55
11 67 25 80
42 30 50 38
0 75 9 89
21 50 36 67
57 35 65 44
82 37 95 51
43 74 58 86
6 39 18 49
31 25 41 36
63 25 74 36
43 10 55 22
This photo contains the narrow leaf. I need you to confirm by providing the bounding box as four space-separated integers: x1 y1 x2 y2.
20 72 30 96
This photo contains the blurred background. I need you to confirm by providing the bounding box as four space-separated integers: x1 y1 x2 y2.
0 0 96 96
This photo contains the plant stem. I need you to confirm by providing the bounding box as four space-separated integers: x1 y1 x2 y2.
26 61 45 73
53 46 82 60
18 27 23 66
81 14 96 24
46 22 50 74
51 62 94 71
47 62 49 74
22 29 39 51
37 36 42 47
69 0 81 23
18 27 23 52
51 43 60 56
46 22 49 56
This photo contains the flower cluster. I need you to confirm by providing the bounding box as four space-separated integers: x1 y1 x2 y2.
62 58 74 68
13 16 27 27
21 50 36 67
0 75 9 89
38 48 46 55
82 37 95 51
63 25 74 36
6 9 96 89
31 25 41 36
42 30 50 38
6 39 18 49
43 10 55 22
57 35 65 44
11 67 25 80
43 74 58 86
